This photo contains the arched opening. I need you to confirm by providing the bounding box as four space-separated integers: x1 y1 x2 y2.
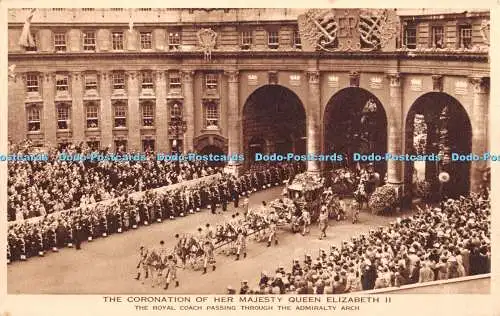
404 92 472 200
200 145 225 167
242 85 306 165
323 87 388 178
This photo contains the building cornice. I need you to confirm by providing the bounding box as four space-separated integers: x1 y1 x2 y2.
8 50 489 62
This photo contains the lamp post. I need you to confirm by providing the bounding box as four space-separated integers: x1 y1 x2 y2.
168 103 187 173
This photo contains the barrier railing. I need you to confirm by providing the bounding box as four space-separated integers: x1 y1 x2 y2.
363 273 491 294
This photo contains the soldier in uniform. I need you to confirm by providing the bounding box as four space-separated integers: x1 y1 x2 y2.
300 208 311 236
318 206 329 240
267 211 279 247
202 240 216 274
235 229 247 261
242 197 250 218
209 190 218 214
163 255 180 290
146 247 161 288
135 246 149 281
221 187 228 212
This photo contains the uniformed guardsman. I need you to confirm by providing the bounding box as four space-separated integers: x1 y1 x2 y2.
202 240 216 274
235 229 247 261
301 208 311 236
135 246 149 281
318 207 329 240
267 211 279 247
163 255 180 290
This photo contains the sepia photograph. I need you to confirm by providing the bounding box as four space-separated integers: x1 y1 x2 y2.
4 5 492 301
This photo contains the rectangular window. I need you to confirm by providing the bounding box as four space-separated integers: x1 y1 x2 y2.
26 74 39 93
241 31 252 48
142 139 155 152
84 74 98 93
459 24 472 49
87 141 100 150
54 33 67 52
404 24 417 49
170 103 182 118
27 106 41 131
112 72 125 91
112 32 124 50
57 104 70 130
169 72 181 91
142 103 154 126
86 104 99 128
115 140 127 152
114 103 127 127
205 73 218 90
140 32 153 49
205 103 219 128
431 26 445 48
168 31 181 49
293 30 302 49
268 30 279 49
56 74 69 92
142 72 154 90
26 33 37 52
83 31 96 51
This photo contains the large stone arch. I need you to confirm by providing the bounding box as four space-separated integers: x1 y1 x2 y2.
404 92 472 199
242 85 307 166
323 87 388 178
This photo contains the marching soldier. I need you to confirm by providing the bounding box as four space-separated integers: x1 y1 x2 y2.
242 197 250 218
318 206 329 240
204 224 215 246
163 255 180 290
202 240 216 274
146 247 161 288
235 229 247 261
135 246 149 281
300 208 311 236
267 211 279 247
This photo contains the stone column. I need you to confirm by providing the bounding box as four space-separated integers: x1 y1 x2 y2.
224 70 243 174
127 71 140 151
155 71 169 152
71 72 84 142
469 76 490 192
386 72 404 191
182 70 195 153
306 70 321 174
42 72 57 145
100 71 113 149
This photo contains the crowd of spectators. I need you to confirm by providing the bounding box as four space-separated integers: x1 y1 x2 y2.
238 192 490 294
7 161 304 263
8 140 220 221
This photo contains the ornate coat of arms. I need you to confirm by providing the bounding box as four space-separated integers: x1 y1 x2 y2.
298 9 397 52
197 28 217 61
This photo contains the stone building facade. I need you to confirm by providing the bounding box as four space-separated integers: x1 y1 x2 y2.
7 8 490 195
